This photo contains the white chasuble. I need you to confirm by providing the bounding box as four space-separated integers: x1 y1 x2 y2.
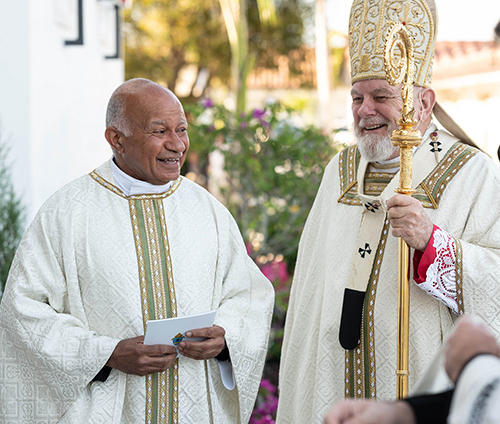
0 161 274 424
276 129 500 424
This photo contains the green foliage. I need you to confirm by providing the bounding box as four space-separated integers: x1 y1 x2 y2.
331 46 348 85
124 0 231 89
0 142 24 301
185 101 343 391
124 0 312 99
185 100 341 271
248 0 311 71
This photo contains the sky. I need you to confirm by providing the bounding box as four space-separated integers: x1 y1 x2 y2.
326 0 500 42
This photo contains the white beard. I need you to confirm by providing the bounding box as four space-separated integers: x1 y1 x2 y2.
355 120 399 162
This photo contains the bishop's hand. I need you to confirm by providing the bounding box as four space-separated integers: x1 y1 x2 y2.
386 194 433 251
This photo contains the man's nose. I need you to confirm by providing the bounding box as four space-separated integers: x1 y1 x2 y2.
165 132 187 152
357 97 377 117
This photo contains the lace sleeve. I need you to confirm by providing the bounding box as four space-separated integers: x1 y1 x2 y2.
413 225 458 314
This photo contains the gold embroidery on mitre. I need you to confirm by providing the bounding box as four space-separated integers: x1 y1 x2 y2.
349 0 438 87
359 54 372 73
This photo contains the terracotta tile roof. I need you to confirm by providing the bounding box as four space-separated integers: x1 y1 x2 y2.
247 40 500 89
433 41 500 80
247 48 317 89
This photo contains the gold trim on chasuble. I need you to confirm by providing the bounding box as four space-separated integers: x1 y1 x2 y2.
338 145 396 201
90 171 182 424
455 238 465 316
412 142 479 209
337 140 477 399
338 142 479 209
338 145 362 205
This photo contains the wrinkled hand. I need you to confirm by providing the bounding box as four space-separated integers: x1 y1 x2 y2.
445 315 500 383
386 194 433 251
177 325 226 360
324 400 416 424
106 336 177 376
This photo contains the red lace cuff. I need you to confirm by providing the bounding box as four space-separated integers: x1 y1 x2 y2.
412 225 458 314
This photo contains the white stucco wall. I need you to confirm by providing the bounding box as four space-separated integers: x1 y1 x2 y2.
433 71 500 161
0 0 124 223
438 97 500 161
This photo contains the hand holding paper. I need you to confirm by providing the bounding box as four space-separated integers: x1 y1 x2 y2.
177 325 226 360
144 310 221 359
106 335 178 376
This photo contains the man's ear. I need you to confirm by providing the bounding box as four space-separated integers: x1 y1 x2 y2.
104 127 123 153
419 88 436 122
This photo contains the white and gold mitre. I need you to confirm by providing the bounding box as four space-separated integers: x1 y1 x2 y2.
349 0 438 87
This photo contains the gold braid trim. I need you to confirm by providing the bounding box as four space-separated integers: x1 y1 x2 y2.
129 197 179 424
89 170 182 199
414 142 479 209
337 142 479 209
338 146 362 206
455 237 465 316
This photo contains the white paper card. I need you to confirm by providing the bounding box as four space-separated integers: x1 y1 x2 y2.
143 310 217 347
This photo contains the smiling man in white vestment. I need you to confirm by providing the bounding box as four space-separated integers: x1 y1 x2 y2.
276 0 500 422
0 78 274 424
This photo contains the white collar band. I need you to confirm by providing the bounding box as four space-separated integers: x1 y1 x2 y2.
109 158 174 196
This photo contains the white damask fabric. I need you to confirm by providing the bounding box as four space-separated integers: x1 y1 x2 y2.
417 227 458 314
0 161 274 424
276 132 500 423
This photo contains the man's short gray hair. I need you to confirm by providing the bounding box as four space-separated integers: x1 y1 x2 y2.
106 94 132 136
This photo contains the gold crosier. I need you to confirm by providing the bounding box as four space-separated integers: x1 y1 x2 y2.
383 22 422 399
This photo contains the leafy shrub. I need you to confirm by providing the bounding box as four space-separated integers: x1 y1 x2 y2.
184 100 343 423
0 141 24 301
184 100 341 270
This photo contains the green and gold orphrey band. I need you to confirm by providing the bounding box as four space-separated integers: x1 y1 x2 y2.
90 171 182 424
130 197 179 424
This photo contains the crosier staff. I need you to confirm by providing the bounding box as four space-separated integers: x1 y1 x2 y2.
384 22 422 400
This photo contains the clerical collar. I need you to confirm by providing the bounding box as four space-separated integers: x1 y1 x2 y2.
109 158 174 196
